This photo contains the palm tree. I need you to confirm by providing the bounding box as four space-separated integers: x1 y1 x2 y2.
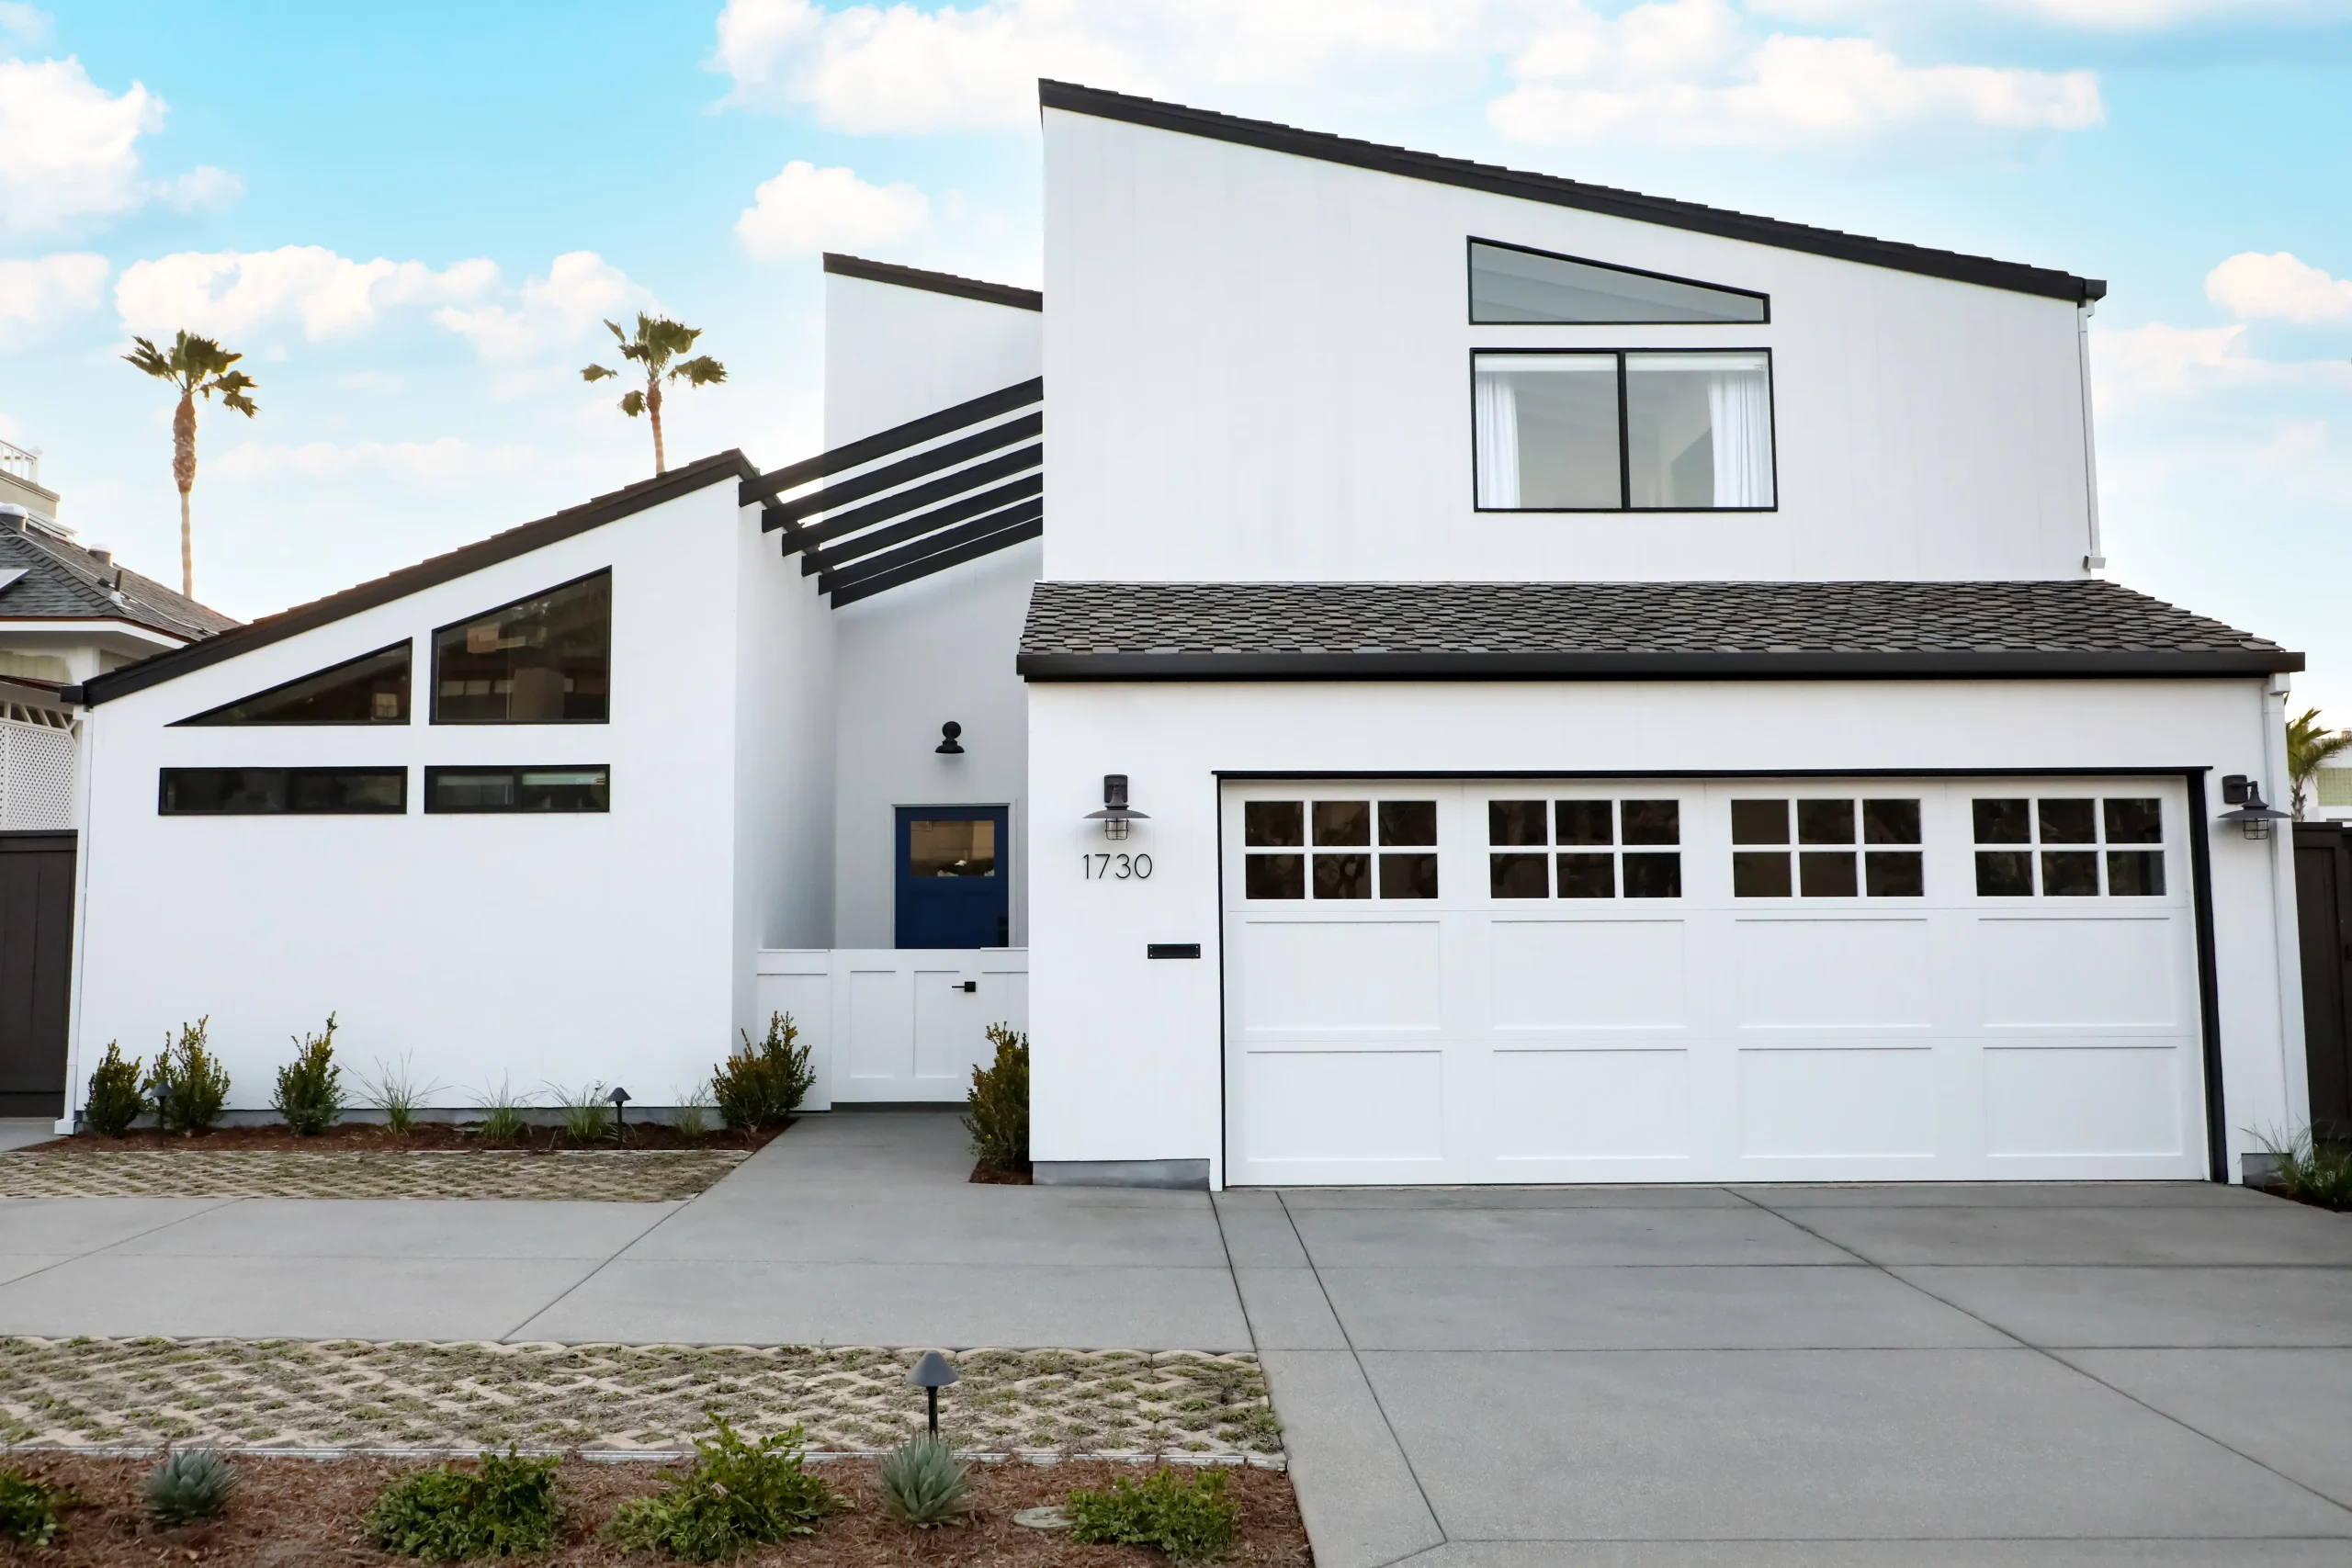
581 313 726 475
122 331 258 599
2288 706 2352 819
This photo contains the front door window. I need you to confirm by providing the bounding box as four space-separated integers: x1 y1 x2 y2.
896 807 1010 948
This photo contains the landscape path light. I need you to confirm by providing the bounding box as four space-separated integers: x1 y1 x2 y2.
909 1349 959 1438
607 1086 629 1133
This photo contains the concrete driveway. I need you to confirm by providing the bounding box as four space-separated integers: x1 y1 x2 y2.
1 1115 2348 1564
1230 1179 2352 1567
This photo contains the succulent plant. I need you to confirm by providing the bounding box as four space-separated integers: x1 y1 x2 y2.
878 1434 971 1529
145 1447 237 1527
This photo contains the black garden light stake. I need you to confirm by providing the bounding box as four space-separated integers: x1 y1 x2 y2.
608 1086 630 1133
910 1349 959 1438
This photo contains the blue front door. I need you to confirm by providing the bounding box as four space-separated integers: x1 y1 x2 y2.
895 806 1010 949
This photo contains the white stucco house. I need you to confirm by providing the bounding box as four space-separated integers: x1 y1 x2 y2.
63 83 2310 1188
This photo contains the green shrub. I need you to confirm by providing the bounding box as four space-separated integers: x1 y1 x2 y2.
2251 1125 2352 1210
146 1447 237 1526
362 1053 446 1136
363 1450 560 1560
85 1041 148 1136
877 1435 969 1529
963 1022 1028 1169
470 1078 534 1142
146 1018 231 1135
606 1418 839 1561
1068 1467 1237 1561
0 1468 78 1546
710 1012 813 1131
271 1013 345 1135
551 1083 611 1143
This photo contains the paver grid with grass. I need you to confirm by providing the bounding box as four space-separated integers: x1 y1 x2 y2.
0 1338 1283 1461
0 1150 747 1201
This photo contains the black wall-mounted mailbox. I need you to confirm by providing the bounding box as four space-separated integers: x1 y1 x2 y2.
1148 943 1202 960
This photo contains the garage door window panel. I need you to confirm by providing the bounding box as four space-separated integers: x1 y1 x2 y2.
1249 796 1438 901
1972 795 2165 897
1491 795 1682 900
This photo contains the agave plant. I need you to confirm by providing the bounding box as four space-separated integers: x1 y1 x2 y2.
146 1448 236 1527
878 1434 970 1529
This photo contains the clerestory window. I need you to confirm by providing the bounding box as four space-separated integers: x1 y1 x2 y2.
432 570 611 724
1469 239 1769 325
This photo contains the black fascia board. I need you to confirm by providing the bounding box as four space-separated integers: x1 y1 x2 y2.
84 450 758 708
1016 648 2302 682
1038 81 2107 306
743 377 1043 508
830 516 1046 608
824 253 1044 312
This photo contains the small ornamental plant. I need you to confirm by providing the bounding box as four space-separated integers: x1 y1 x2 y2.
1068 1466 1238 1562
271 1012 345 1134
964 1022 1029 1172
878 1434 971 1529
363 1450 560 1560
84 1041 148 1135
711 1011 813 1131
145 1448 237 1527
607 1417 840 1561
146 1018 231 1135
0 1467 79 1547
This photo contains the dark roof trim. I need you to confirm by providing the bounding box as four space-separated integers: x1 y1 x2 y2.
1039 81 2107 306
84 450 757 707
742 378 1042 507
1018 649 2301 682
824 253 1044 312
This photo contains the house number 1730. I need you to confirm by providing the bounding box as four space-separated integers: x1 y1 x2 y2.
1083 852 1152 880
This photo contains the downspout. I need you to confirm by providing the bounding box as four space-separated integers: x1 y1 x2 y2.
2262 671 2311 1140
58 700 96 1135
2076 300 2106 573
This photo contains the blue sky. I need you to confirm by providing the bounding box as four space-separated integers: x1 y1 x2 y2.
3 0 2348 718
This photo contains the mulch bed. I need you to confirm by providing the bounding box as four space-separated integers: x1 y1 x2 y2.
970 1161 1035 1186
0 1454 1309 1565
28 1122 790 1155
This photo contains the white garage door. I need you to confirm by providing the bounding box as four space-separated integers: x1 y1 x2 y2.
1221 778 2206 1185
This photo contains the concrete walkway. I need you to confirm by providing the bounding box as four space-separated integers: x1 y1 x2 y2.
2 1115 2349 1564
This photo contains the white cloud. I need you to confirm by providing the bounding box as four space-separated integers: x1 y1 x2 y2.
434 251 648 361
0 3 52 49
209 437 543 489
0 251 107 343
2206 251 2352 325
115 246 498 342
2090 320 2352 402
1990 0 2316 28
710 0 2106 150
158 164 244 214
1491 0 2103 147
736 161 930 260
0 54 241 236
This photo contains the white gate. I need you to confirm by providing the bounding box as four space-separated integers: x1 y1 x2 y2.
753 949 1029 1108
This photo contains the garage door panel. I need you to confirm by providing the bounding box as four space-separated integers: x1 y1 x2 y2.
1241 1050 1446 1164
1976 919 2177 1028
1490 920 1687 1031
1737 1046 1939 1158
1984 1043 2184 1157
1734 919 1933 1029
1238 919 1443 1032
1493 1049 1690 1159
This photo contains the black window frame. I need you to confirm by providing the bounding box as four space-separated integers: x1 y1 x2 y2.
158 766 409 816
171 640 414 727
428 567 613 727
1469 347 1780 514
423 764 612 815
1466 236 1771 325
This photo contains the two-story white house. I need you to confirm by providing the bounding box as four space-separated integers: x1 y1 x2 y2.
64 83 2308 1188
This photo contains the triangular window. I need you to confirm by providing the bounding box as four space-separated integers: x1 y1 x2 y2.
431 570 610 724
175 641 412 725
1470 239 1767 324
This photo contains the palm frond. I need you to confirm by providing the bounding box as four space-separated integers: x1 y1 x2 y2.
669 355 727 388
582 364 618 383
617 389 646 418
122 336 175 381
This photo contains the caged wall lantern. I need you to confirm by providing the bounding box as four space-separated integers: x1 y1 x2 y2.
2218 775 2292 840
1083 773 1148 840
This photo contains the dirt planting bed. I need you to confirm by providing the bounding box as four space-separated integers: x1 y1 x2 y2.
0 1452 1311 1565
26 1122 788 1155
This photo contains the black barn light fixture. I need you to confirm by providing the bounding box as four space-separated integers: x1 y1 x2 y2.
2218 775 2290 840
1084 773 1148 840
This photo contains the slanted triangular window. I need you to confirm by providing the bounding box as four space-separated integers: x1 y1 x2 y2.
1470 239 1767 324
175 641 411 725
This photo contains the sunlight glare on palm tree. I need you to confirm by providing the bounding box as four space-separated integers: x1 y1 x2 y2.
2287 705 2352 819
581 312 726 475
121 330 259 599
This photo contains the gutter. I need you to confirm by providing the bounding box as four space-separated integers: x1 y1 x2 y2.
1017 649 2305 682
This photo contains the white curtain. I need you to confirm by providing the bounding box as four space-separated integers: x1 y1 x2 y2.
1707 367 1772 507
1473 370 1521 508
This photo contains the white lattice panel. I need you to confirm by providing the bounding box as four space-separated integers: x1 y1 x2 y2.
0 717 77 829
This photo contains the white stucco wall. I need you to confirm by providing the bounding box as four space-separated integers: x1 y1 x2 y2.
70 477 795 1112
824 272 1044 447
1042 107 2098 584
1025 676 2302 1186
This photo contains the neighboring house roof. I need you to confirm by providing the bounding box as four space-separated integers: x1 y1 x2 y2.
824 253 1043 312
1016 580 2301 680
83 450 757 707
1039 81 2107 306
0 524 241 642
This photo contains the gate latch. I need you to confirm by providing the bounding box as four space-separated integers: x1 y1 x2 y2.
954 980 978 993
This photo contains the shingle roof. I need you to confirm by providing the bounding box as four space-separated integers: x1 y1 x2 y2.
0 525 240 642
84 450 757 706
1040 81 2105 306
1017 580 2300 680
